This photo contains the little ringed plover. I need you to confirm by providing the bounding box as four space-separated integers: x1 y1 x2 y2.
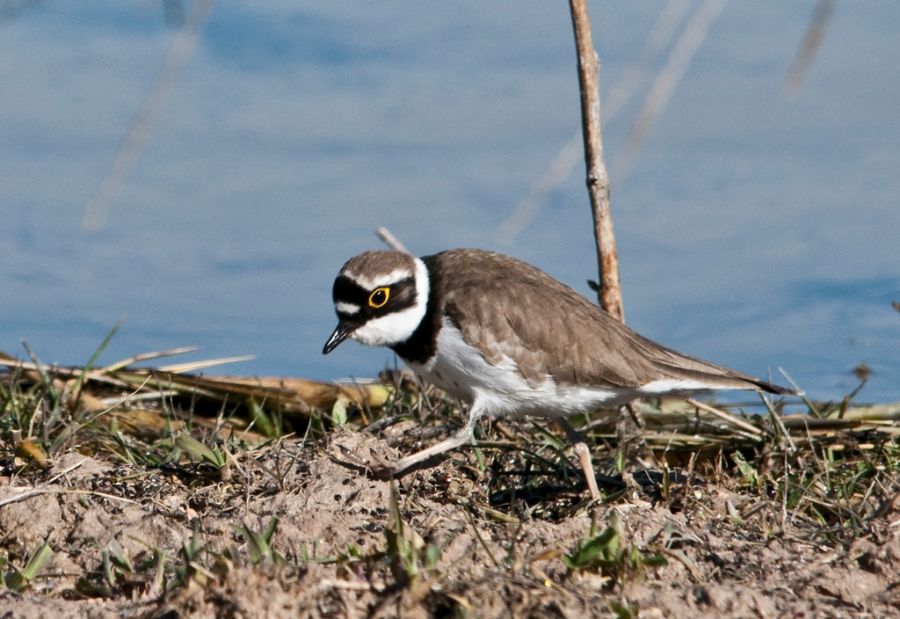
323 248 792 492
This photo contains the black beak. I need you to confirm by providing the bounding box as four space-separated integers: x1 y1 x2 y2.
323 320 356 354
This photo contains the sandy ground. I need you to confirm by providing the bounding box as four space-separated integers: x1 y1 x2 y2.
1 427 898 618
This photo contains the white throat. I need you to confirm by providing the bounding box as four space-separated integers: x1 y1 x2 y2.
351 256 430 347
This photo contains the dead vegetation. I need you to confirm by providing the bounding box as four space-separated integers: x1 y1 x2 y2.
1 339 899 617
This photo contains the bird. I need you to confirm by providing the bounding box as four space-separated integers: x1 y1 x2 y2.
323 248 792 496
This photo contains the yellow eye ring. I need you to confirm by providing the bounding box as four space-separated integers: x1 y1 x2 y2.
368 287 390 308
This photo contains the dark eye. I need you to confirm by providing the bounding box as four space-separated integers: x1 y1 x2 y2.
368 287 390 308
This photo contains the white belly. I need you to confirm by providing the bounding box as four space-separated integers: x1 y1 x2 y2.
406 319 629 419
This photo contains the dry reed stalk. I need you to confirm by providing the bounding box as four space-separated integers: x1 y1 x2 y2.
568 0 624 321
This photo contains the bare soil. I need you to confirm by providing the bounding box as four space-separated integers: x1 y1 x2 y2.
1 427 899 618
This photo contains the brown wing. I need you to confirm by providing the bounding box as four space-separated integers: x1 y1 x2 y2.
428 249 787 393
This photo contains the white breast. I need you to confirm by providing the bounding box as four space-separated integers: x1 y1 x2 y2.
407 318 630 419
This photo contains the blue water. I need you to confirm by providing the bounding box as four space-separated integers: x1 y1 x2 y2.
1 2 897 402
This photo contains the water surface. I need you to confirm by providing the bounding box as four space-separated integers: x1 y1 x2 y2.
1 2 897 402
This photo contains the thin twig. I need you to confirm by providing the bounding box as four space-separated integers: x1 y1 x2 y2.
45 458 87 485
0 487 140 508
568 0 624 321
375 227 410 255
0 489 44 508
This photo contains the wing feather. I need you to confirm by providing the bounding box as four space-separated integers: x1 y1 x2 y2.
428 249 786 394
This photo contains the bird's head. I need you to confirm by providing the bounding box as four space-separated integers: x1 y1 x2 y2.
323 251 429 354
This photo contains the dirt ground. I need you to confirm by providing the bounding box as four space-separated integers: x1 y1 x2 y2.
1 425 899 618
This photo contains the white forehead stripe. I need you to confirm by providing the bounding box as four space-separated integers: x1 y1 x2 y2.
344 267 412 290
336 302 361 315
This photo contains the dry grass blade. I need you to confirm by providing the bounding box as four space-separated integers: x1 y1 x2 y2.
0 342 400 464
3 343 896 456
573 400 900 453
111 370 315 416
0 344 397 464
214 376 392 410
686 398 764 437
779 367 820 418
118 372 389 417
0 355 132 388
99 346 200 372
831 402 900 421
157 355 255 374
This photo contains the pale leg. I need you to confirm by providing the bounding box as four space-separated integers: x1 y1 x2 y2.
557 417 601 501
378 403 483 477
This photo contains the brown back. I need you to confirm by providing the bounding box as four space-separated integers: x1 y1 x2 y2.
429 249 784 393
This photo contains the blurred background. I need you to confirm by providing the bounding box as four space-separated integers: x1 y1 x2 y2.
1 1 897 401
